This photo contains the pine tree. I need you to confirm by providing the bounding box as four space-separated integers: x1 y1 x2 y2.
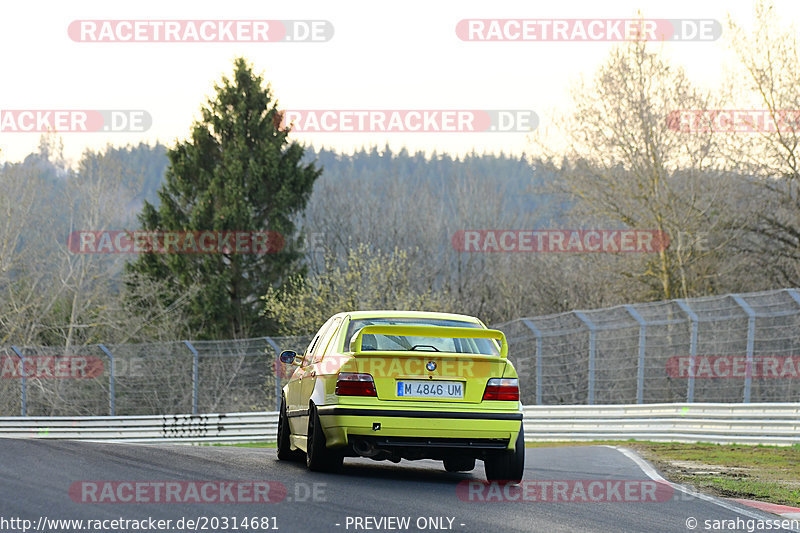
126 58 321 339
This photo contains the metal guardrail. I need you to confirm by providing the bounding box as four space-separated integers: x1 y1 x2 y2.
523 403 800 446
0 411 277 444
0 403 797 446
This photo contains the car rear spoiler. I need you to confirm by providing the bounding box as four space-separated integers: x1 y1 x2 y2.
348 325 507 359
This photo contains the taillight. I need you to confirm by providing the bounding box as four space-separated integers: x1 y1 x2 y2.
482 378 519 401
336 373 377 397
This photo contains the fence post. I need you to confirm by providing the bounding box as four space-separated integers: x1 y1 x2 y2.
98 344 115 416
10 346 26 416
183 341 199 415
675 300 699 403
574 312 596 405
731 294 756 403
624 305 647 404
522 320 543 405
264 337 282 411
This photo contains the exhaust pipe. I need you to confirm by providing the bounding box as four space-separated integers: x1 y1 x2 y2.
353 439 380 457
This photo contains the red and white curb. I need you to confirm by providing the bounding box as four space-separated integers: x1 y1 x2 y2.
731 499 800 520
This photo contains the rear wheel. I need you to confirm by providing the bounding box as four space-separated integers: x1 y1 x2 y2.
306 404 343 472
277 396 303 461
443 456 476 472
484 422 525 483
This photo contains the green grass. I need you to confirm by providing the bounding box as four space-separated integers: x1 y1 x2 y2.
703 477 799 506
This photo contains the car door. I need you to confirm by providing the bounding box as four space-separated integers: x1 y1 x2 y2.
301 316 343 410
288 318 333 434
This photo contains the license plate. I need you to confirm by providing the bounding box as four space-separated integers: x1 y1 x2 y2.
396 380 464 399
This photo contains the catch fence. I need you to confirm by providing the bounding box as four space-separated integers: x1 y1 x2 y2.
1 289 799 416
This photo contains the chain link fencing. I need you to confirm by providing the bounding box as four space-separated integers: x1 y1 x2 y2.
497 288 800 405
2 288 799 415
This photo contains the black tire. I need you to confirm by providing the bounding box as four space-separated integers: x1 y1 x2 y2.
277 396 303 461
443 456 476 472
306 404 343 472
484 422 525 483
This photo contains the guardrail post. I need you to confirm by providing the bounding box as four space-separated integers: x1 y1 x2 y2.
574 312 596 405
624 305 647 404
264 337 282 411
11 346 26 416
98 344 115 416
675 300 699 403
184 341 199 414
522 320 543 405
731 294 757 403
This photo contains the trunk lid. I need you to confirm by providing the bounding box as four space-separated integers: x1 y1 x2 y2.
346 325 508 404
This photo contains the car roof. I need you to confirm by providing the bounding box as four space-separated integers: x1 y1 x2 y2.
331 310 484 324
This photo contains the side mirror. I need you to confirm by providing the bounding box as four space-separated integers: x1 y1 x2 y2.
279 350 298 365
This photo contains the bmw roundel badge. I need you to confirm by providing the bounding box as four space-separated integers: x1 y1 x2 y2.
426 361 437 371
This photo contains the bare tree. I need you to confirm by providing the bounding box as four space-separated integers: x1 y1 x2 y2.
724 0 800 287
534 39 732 301
1 137 200 346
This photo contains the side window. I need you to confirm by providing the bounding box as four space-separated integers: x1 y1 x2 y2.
313 317 342 364
302 319 332 366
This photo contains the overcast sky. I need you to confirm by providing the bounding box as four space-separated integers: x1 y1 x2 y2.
1 0 796 165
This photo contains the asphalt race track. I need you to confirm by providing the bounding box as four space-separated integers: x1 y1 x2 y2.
0 439 796 533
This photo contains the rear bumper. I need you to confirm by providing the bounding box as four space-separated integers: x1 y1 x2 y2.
316 406 522 450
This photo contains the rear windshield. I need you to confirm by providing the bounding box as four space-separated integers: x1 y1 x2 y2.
344 317 500 356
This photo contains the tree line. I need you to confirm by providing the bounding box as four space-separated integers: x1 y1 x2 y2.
1 1 798 346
